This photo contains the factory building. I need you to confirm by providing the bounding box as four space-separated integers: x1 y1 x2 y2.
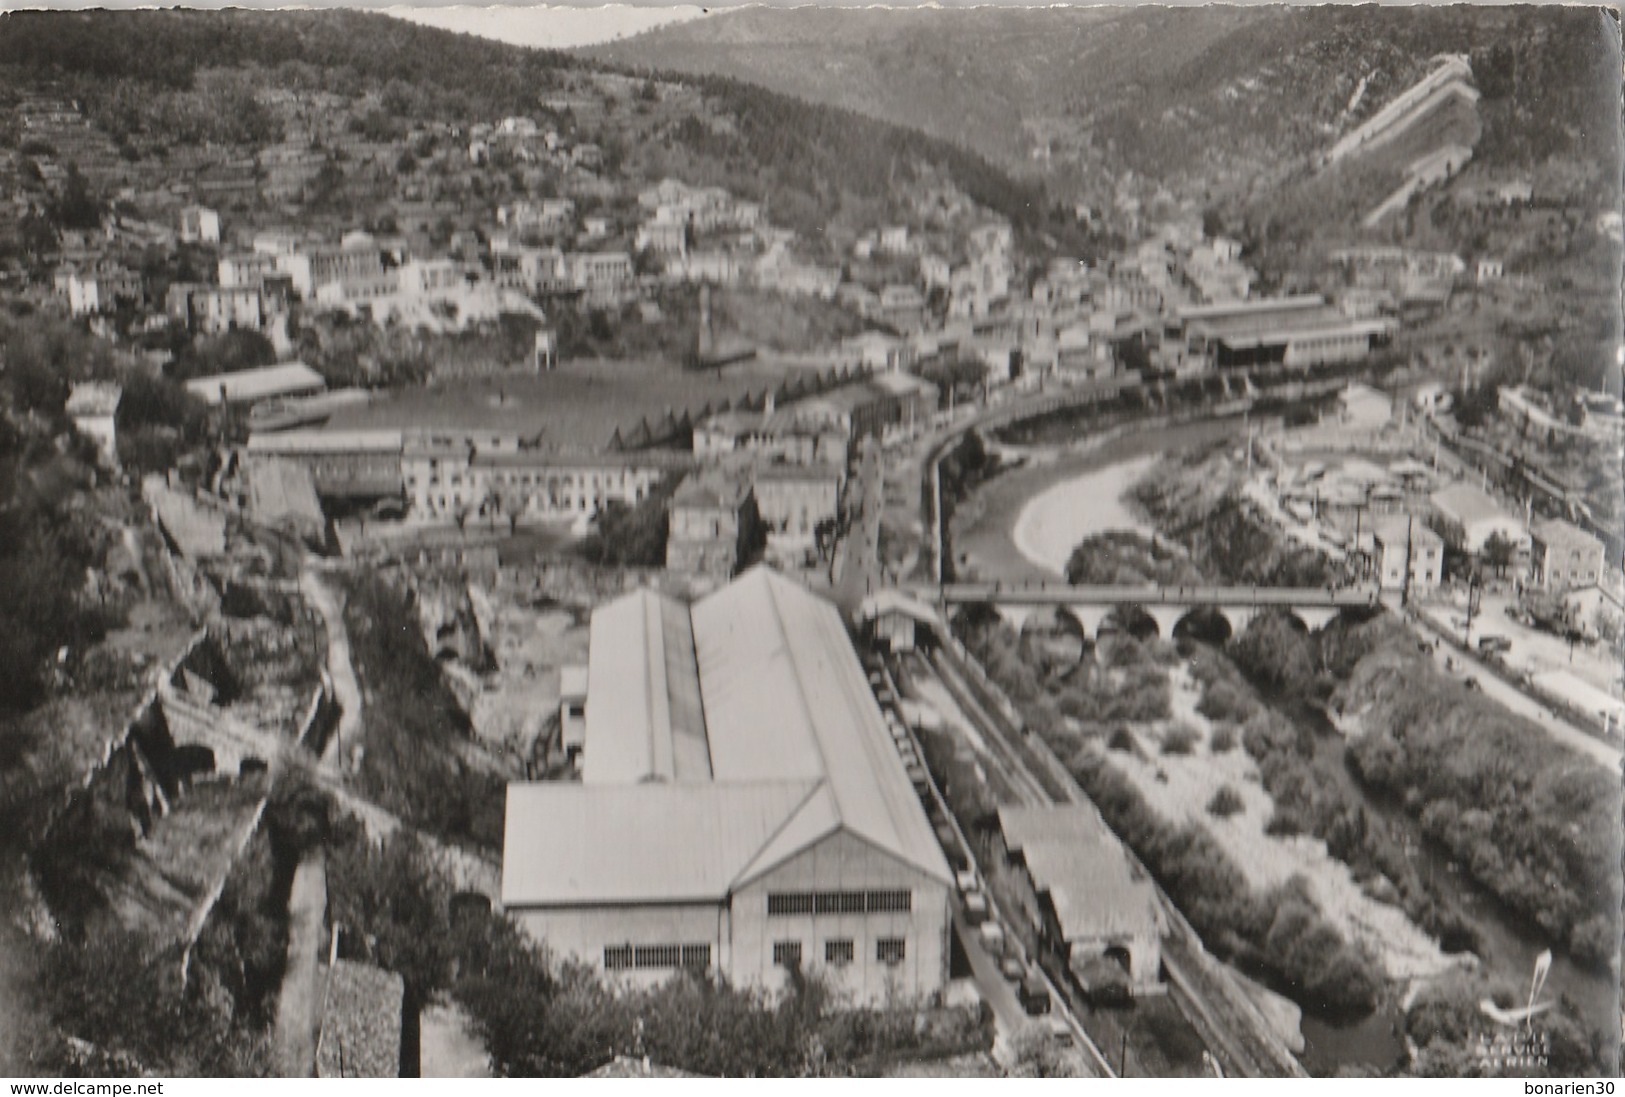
502 568 953 1006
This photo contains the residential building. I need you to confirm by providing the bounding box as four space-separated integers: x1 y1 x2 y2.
166 283 264 334
692 408 847 468
66 382 120 468
492 246 568 294
878 285 927 333
842 332 917 373
1531 519 1605 591
219 251 282 288
501 568 953 1005
566 251 635 306
59 266 142 316
179 205 221 245
667 469 756 585
397 258 470 299
402 435 682 527
1366 515 1444 594
636 220 688 255
752 463 841 549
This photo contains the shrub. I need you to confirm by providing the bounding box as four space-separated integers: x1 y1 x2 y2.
1106 727 1139 753
1197 678 1258 724
1209 724 1238 753
1161 723 1199 755
1207 786 1245 818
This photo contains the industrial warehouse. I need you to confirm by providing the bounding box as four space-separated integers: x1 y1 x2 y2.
501 567 954 1006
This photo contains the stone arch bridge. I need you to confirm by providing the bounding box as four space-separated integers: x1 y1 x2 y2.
934 581 1382 640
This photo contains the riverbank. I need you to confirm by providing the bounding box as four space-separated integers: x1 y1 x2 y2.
1108 662 1458 986
1011 455 1160 577
951 418 1241 582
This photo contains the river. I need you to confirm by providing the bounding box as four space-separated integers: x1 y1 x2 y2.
1285 694 1619 1074
969 432 1620 1074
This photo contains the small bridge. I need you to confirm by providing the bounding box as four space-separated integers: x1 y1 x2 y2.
935 581 1382 639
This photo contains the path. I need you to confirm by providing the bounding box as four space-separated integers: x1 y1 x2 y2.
274 849 328 1078
302 565 362 775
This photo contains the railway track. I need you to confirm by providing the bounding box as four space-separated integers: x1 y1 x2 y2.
873 656 1114 1078
913 642 1307 1079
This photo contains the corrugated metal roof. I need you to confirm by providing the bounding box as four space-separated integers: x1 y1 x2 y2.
999 806 1157 941
692 568 951 886
502 781 819 906
1021 840 1158 943
581 590 710 784
185 362 325 407
507 568 951 909
1430 483 1514 528
998 805 1118 854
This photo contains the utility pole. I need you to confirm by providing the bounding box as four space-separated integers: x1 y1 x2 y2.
1401 512 1415 609
1464 571 1481 648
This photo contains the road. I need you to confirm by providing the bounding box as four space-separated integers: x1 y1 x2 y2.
833 439 886 615
274 849 328 1078
1402 602 1621 770
301 565 362 776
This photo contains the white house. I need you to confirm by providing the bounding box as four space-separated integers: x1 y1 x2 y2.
179 205 221 245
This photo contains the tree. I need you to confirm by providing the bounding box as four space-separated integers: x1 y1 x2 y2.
49 164 103 231
1007 1022 1081 1077
1481 531 1518 579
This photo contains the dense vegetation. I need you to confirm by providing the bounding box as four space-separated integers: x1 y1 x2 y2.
304 799 992 1078
950 609 1383 1017
1339 650 1621 968
340 572 506 849
578 474 678 569
1069 749 1382 1018
1131 477 1342 588
1195 621 1480 954
0 10 574 126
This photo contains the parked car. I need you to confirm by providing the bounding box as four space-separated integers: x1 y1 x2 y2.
963 891 989 925
1019 973 1052 1015
1478 635 1512 655
1001 953 1027 982
978 922 1006 955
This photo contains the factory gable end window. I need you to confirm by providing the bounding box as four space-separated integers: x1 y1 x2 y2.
825 939 855 966
773 941 803 968
876 938 906 966
766 890 912 916
604 943 710 971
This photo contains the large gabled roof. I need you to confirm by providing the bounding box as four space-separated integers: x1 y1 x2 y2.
502 781 820 906
503 568 951 909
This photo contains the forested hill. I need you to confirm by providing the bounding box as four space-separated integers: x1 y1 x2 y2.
0 9 575 115
0 8 1074 245
591 5 1621 205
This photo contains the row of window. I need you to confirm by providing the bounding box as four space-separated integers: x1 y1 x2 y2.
603 944 712 971
765 890 912 916
773 938 902 968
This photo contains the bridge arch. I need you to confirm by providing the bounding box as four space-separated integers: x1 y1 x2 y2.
1018 605 1088 664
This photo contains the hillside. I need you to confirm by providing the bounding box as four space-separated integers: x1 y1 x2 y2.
590 5 1620 213
0 8 1082 253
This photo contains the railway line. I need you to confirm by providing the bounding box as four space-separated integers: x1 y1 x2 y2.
869 657 1115 1077
905 640 1308 1079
